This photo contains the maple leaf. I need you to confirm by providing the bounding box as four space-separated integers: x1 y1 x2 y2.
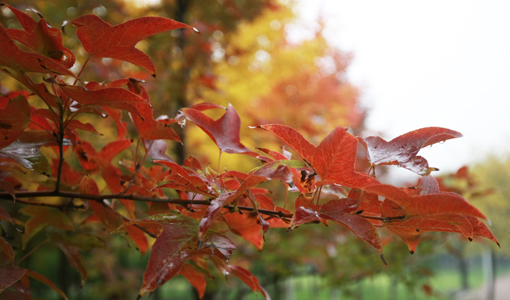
2 4 75 68
0 23 74 77
178 264 208 299
59 85 149 119
70 14 196 76
0 283 31 300
47 229 106 287
360 127 462 175
224 211 265 251
228 265 271 300
0 131 54 176
183 104 258 156
363 184 497 253
251 159 304 182
259 125 379 188
198 175 267 241
0 95 30 149
19 206 75 249
0 265 26 293
154 160 214 196
24 269 68 300
145 139 175 162
79 176 124 233
119 212 235 298
289 198 382 253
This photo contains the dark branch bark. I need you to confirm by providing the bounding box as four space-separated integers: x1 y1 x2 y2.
0 190 294 220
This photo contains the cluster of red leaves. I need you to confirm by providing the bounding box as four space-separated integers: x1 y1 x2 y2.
0 4 498 300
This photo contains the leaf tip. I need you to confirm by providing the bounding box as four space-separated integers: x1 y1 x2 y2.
192 27 201 35
380 253 387 265
62 20 69 34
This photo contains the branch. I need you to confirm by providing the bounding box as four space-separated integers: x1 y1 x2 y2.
0 190 294 219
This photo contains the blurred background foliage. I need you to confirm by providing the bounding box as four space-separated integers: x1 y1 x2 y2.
0 0 507 299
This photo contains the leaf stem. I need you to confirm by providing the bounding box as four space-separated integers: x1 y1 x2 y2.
54 105 65 193
73 55 91 86
120 215 157 239
217 150 222 174
315 184 323 210
16 238 49 265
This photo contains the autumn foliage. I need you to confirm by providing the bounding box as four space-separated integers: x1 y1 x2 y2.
0 4 499 300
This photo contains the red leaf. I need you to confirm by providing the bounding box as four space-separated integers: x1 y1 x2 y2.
50 159 83 187
154 160 213 196
256 147 292 161
47 230 106 287
258 125 315 163
252 160 304 182
184 156 203 171
74 139 130 171
189 102 225 111
178 264 207 299
66 120 99 135
288 206 321 230
125 81 181 142
0 282 32 299
2 4 75 68
224 212 264 251
0 182 15 205
24 269 68 300
0 24 74 76
79 176 124 233
125 223 149 255
361 127 462 175
0 265 26 292
349 189 382 225
260 125 379 188
134 213 199 296
145 139 175 162
364 184 487 220
70 14 195 76
183 104 257 155
199 175 267 240
228 265 270 300
59 85 149 119
19 206 74 249
364 184 494 252
198 192 235 241
0 95 30 149
121 212 234 297
0 237 15 265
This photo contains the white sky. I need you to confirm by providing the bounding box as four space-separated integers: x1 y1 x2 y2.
294 0 510 175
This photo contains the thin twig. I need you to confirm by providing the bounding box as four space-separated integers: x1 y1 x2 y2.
16 238 49 265
72 55 91 86
54 106 65 193
0 190 396 223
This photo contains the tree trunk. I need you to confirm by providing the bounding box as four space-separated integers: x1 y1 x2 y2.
485 249 496 300
173 0 191 165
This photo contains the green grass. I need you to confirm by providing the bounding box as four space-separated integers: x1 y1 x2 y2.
236 267 510 300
